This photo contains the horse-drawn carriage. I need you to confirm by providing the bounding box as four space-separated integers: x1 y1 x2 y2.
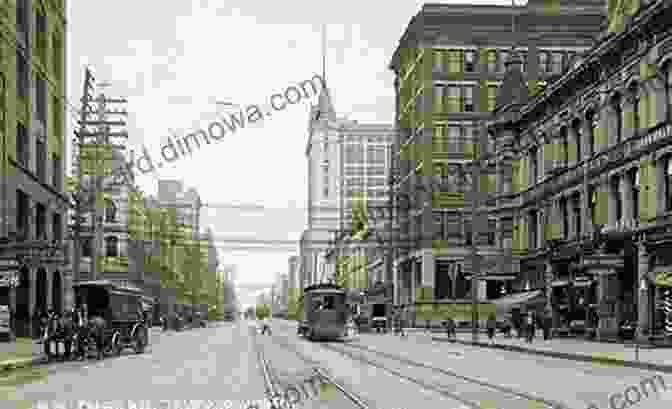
70 280 149 359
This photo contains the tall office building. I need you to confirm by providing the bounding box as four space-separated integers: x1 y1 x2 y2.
388 1 605 305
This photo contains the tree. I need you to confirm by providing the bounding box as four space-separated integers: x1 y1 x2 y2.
255 304 271 320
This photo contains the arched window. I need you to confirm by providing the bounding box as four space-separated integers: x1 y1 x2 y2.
105 236 118 257
628 83 640 133
586 110 596 156
611 93 622 143
104 199 117 223
572 119 582 161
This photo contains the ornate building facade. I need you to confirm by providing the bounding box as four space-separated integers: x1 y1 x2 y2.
489 0 672 341
388 0 605 309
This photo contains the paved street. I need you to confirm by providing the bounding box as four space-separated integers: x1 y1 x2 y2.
2 318 672 409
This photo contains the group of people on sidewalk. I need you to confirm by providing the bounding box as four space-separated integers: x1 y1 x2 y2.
486 311 553 344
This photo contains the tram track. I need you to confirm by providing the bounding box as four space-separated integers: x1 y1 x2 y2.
268 321 574 409
319 341 573 409
251 325 374 409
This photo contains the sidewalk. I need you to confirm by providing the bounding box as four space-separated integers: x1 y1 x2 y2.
0 337 46 372
432 330 672 373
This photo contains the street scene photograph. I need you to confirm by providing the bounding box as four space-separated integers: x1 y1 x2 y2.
3 0 672 408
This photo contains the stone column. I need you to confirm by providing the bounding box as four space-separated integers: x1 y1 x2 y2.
623 94 636 141
421 249 435 299
545 260 556 327
637 241 650 340
596 271 608 342
598 107 609 153
620 174 632 223
581 119 593 159
411 258 417 303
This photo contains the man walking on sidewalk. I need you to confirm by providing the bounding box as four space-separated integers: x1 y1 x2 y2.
525 312 535 343
486 313 497 345
260 317 271 335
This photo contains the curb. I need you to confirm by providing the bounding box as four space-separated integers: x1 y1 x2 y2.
433 336 672 373
0 356 47 373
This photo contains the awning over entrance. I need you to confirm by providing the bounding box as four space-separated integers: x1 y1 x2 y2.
491 290 545 313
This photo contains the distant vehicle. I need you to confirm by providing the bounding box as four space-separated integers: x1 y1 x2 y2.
223 311 236 321
371 303 388 333
298 283 348 341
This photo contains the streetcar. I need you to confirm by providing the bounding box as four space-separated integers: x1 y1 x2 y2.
298 283 348 341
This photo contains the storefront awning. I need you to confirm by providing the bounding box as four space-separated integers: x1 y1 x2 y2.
491 290 545 312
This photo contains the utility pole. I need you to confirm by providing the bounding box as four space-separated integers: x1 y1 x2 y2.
77 82 128 282
470 123 490 344
72 68 96 284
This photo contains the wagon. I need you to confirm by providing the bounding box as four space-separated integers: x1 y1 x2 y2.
73 280 149 357
302 283 348 341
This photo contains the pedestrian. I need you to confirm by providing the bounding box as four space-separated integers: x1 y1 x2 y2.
260 316 271 335
62 310 74 360
447 317 456 339
543 312 552 340
486 313 497 344
526 312 535 343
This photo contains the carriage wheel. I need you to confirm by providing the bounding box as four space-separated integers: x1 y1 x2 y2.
133 328 146 354
112 333 122 356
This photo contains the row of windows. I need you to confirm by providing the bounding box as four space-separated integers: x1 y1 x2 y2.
520 69 672 187
521 159 672 249
344 167 387 176
432 212 496 245
344 144 387 164
81 237 120 258
432 49 578 76
15 189 62 242
15 122 63 189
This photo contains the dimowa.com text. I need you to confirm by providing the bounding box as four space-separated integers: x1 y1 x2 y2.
122 74 325 180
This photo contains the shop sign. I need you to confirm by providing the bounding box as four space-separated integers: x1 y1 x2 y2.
0 305 9 330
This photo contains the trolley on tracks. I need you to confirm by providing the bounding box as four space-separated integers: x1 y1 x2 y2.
298 283 348 341
74 280 149 358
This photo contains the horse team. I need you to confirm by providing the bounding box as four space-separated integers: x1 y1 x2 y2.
40 306 107 361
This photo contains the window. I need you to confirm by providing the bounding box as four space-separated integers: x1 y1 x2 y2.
36 10 47 61
666 158 672 212
487 219 496 245
16 122 29 167
36 75 47 124
465 51 476 72
561 199 568 239
433 125 447 153
447 126 461 153
632 169 639 220
433 49 444 73
16 190 29 240
446 86 461 112
498 50 510 73
82 238 92 258
612 94 622 143
447 50 463 74
106 236 119 257
463 87 474 112
17 50 28 99
105 199 117 223
612 177 622 222
572 120 582 161
36 203 46 240
487 50 497 73
551 52 564 74
632 87 640 131
52 213 62 243
464 219 472 246
530 148 538 184
487 85 498 112
52 154 62 190
587 111 596 155
433 85 444 113
16 0 27 41
572 195 582 238
529 211 538 249
560 127 569 166
36 138 46 182
433 212 445 240
538 52 549 74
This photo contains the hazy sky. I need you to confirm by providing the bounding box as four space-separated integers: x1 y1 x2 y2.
65 0 521 290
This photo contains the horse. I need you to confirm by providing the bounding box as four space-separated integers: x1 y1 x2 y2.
88 315 106 360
